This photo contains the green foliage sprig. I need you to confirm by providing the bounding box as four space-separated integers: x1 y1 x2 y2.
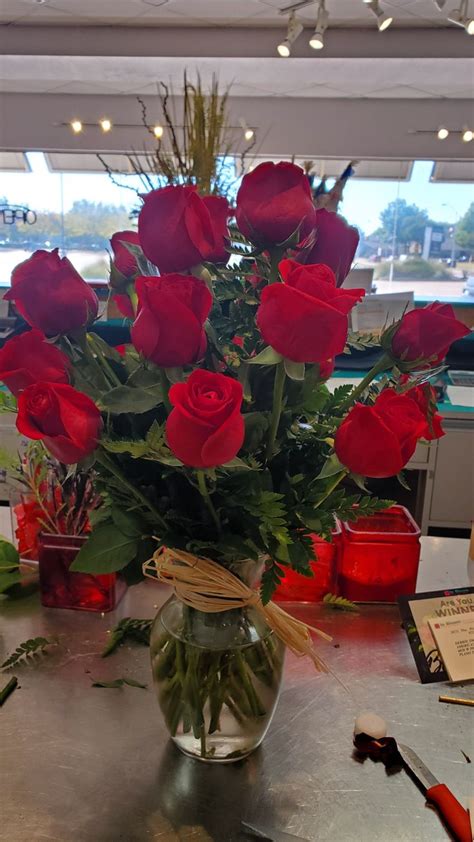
101 617 152 657
1 637 56 671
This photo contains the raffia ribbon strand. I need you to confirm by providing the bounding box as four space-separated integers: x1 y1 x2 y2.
143 547 332 672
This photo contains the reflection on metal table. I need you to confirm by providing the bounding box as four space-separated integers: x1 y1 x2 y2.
0 536 472 842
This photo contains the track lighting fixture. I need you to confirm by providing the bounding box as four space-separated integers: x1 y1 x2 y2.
448 0 474 32
70 120 83 134
153 124 164 139
277 11 304 57
99 118 112 133
437 127 449 139
462 127 473 142
366 0 393 30
309 0 329 49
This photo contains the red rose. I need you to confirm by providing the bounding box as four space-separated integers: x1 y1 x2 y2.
166 370 244 468
138 185 224 273
303 209 359 286
131 274 212 368
201 196 230 264
335 388 425 478
17 382 102 465
4 249 99 336
256 259 364 363
390 302 469 365
110 230 140 278
235 162 316 247
0 329 70 397
113 293 135 319
402 380 444 441
318 358 335 381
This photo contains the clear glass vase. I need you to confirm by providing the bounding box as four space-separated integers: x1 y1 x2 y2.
150 571 285 762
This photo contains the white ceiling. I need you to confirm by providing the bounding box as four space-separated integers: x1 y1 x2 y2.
0 0 467 28
1 55 472 98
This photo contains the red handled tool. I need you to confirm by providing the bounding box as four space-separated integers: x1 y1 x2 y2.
397 743 472 842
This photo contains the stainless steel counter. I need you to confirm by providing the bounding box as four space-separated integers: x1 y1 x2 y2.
1 537 472 842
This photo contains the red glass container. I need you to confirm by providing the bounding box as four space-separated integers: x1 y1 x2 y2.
273 522 342 602
338 505 421 602
38 532 126 612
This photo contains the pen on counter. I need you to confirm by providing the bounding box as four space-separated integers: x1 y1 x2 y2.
439 695 474 708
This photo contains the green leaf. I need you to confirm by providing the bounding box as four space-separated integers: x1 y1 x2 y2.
101 617 152 657
221 457 257 470
111 509 143 538
70 524 138 574
350 473 369 492
99 385 162 414
316 454 345 479
91 676 148 689
0 539 20 570
0 391 17 414
246 346 283 365
323 593 359 613
88 332 123 363
164 367 184 383
126 367 162 389
0 571 23 594
260 561 286 604
1 637 55 670
397 471 411 491
101 439 148 458
284 359 305 381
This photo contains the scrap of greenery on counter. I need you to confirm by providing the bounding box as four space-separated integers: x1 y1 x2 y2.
101 617 153 657
91 677 148 689
322 593 359 613
0 538 22 595
1 637 56 670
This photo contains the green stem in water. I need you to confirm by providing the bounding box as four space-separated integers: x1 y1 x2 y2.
95 450 167 533
339 353 392 412
159 369 172 413
126 284 138 317
265 361 286 462
197 471 221 537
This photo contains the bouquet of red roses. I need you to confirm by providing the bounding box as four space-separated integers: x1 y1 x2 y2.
0 161 468 760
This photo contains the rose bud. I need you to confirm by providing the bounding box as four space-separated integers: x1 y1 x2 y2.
131 274 212 368
17 382 102 465
0 329 70 396
138 185 224 273
4 249 99 336
303 209 359 286
256 259 364 363
335 388 425 478
235 162 316 247
390 302 469 366
166 370 244 468
109 230 140 291
401 379 444 441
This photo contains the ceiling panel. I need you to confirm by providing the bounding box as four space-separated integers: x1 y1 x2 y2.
430 160 474 182
1 55 471 99
0 151 30 171
238 156 413 179
45 151 156 173
0 0 462 27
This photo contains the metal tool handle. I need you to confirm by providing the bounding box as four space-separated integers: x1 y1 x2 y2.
426 783 472 842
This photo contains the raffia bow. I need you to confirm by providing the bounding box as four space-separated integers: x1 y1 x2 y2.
143 547 332 672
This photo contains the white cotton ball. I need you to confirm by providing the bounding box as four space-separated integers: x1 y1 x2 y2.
354 711 388 740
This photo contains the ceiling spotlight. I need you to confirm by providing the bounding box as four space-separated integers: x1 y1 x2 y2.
100 118 112 133
70 120 83 134
153 124 164 139
244 128 255 141
462 128 473 142
309 0 329 49
437 126 449 139
277 11 304 57
367 1 393 30
448 0 474 32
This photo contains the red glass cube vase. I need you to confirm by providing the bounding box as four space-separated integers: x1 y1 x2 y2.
38 532 126 612
337 505 421 603
273 522 342 602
